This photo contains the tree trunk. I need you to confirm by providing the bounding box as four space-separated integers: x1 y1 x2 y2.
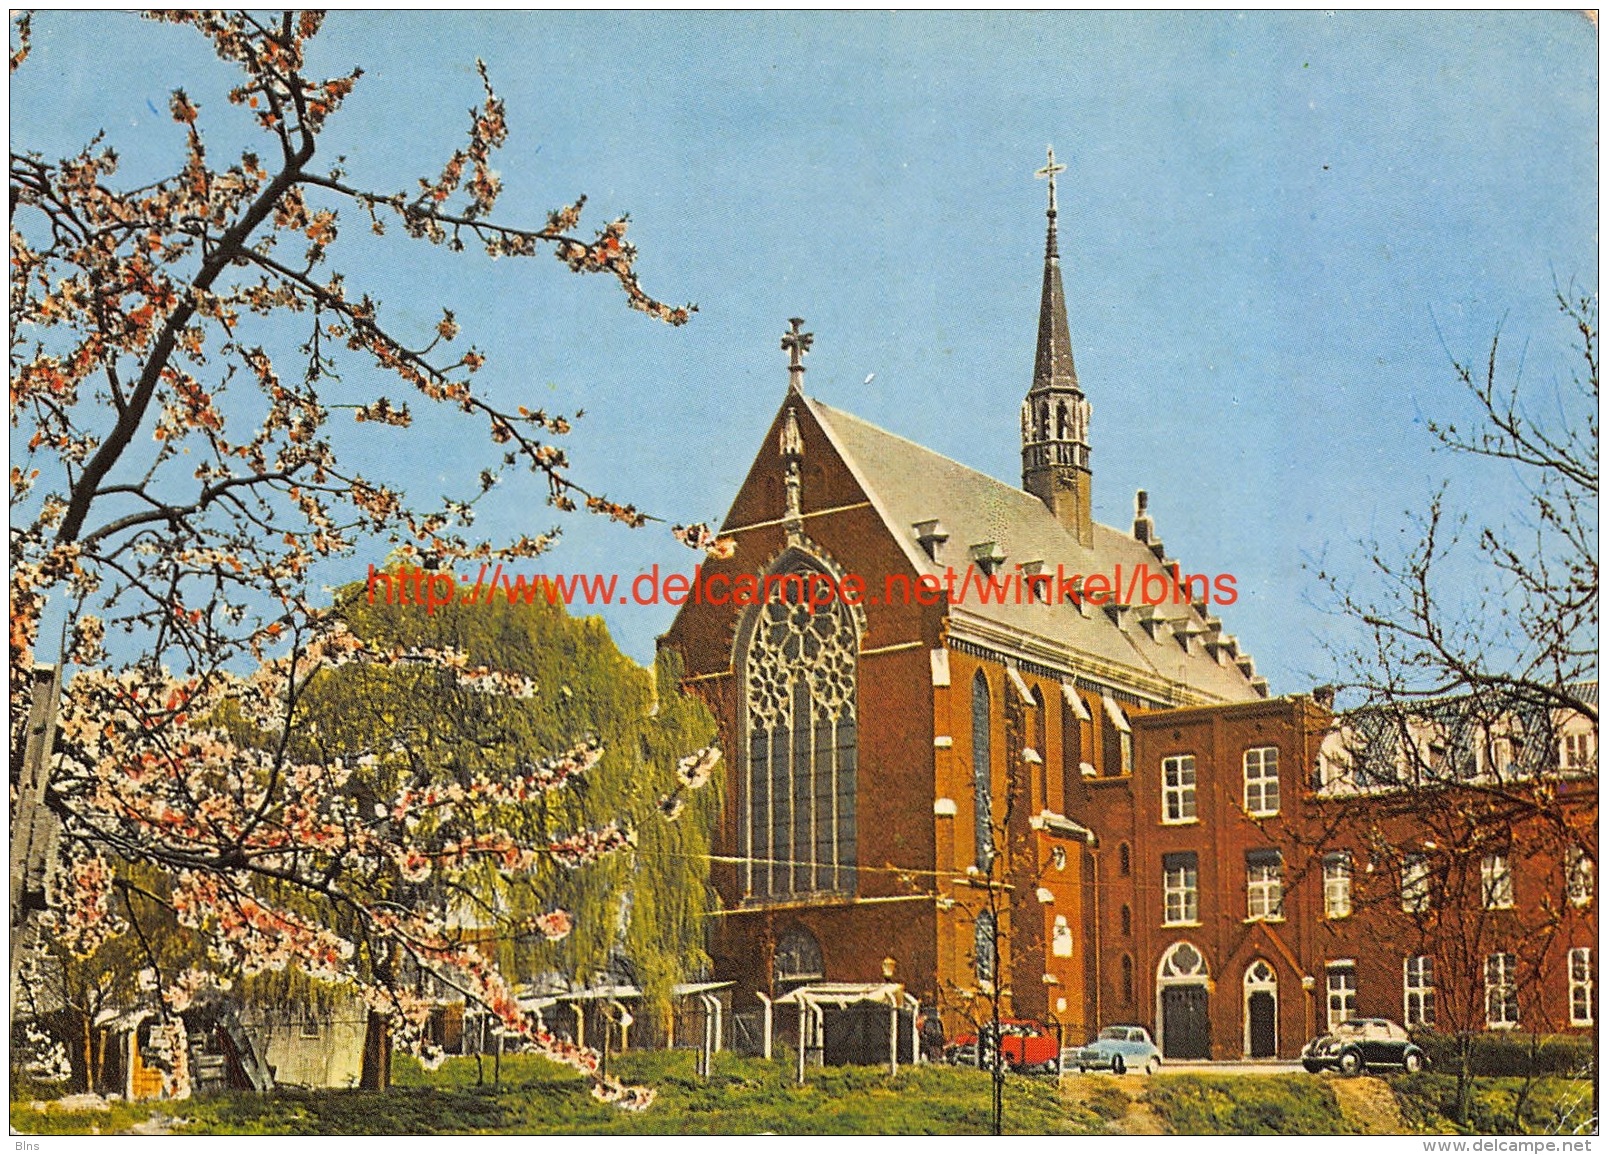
81 1010 95 1094
1454 1036 1474 1126
359 1010 392 1090
94 1027 108 1094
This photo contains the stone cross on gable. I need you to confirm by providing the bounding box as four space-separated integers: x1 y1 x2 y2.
1035 145 1066 216
781 317 813 393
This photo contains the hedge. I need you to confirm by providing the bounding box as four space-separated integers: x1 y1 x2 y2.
1411 1033 1595 1078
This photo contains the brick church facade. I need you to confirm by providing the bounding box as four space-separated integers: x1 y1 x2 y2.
661 153 1596 1058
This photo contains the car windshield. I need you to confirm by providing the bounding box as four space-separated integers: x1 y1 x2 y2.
1333 1021 1368 1037
1097 1027 1127 1041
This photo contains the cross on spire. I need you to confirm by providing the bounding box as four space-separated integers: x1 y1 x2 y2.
1035 145 1066 216
1035 145 1061 254
781 317 813 393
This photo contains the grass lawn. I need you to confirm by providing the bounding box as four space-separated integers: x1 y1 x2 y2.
1388 1073 1598 1136
12 1050 1090 1136
1141 1074 1355 1135
10 1053 1598 1136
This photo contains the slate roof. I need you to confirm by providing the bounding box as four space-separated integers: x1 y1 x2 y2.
806 397 1265 707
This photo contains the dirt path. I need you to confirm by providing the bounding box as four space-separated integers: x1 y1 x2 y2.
1059 1074 1166 1134
1329 1075 1408 1134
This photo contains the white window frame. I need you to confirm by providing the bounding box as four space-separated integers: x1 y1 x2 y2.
1323 853 1353 919
1326 966 1356 1032
1243 746 1280 816
1246 857 1283 921
1401 854 1430 913
1485 952 1519 1029
1568 846 1594 908
1161 754 1197 824
1569 947 1594 1026
1403 955 1434 1028
1561 728 1596 771
1163 855 1199 926
1482 854 1515 910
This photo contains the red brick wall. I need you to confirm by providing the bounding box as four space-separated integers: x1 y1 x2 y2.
1073 695 1595 1058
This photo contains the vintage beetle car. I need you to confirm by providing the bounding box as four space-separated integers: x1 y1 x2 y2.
947 1018 1061 1074
1301 1018 1427 1075
1070 1025 1161 1075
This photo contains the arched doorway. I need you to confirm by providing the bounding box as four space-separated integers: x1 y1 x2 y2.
1243 960 1277 1059
1156 942 1211 1059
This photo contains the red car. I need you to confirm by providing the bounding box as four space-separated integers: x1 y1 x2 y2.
947 1018 1061 1074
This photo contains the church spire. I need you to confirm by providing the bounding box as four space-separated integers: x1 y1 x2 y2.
1032 146 1078 393
1022 145 1094 547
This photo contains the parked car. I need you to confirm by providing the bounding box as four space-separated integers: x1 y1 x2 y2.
946 1018 1061 1074
1301 1018 1427 1075
1070 1025 1161 1075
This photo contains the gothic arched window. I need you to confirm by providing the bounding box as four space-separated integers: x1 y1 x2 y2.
742 568 858 899
972 671 994 868
774 926 825 990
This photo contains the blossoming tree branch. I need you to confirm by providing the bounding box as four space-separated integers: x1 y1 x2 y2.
9 10 714 1105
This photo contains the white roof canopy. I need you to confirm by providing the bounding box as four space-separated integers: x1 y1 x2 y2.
773 982 908 1009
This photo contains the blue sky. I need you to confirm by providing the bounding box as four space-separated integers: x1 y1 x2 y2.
11 11 1598 692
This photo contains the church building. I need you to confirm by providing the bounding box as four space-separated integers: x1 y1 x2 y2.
661 149 1269 1049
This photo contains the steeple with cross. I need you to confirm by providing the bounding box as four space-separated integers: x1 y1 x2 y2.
781 317 813 394
1022 145 1093 546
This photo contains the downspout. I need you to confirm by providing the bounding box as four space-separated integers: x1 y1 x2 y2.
1089 837 1101 1035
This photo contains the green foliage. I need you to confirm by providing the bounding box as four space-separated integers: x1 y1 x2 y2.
1142 1075 1355 1135
299 578 719 1016
1410 1034 1597 1079
1389 1074 1599 1136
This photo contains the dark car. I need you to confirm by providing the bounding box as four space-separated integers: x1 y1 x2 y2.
1301 1018 1427 1075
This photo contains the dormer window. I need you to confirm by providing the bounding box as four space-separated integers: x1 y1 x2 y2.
969 541 1006 577
1020 560 1048 603
912 519 949 562
1063 575 1089 615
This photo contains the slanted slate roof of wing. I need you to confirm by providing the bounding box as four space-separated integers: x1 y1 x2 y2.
806 397 1263 706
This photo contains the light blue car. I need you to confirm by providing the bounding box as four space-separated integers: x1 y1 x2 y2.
1069 1025 1162 1075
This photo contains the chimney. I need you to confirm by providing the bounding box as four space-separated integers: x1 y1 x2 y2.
1133 490 1154 543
